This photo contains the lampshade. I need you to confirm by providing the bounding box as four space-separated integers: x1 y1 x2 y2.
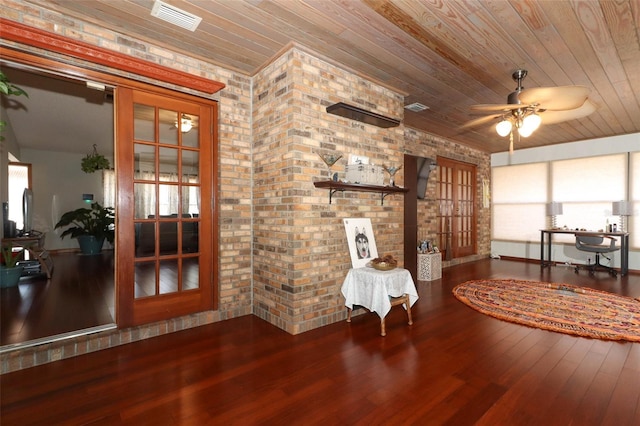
612 200 632 216
546 202 563 216
496 119 512 137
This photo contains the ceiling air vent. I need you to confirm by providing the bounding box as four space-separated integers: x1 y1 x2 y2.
151 0 202 32
405 102 429 113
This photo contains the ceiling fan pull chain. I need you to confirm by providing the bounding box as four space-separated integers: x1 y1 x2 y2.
509 132 514 154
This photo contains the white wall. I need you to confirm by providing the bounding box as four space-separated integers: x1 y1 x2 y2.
491 133 640 271
21 148 108 251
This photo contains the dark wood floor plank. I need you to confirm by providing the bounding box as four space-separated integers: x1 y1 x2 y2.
1 259 639 425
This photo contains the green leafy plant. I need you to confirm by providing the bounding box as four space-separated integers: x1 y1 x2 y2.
81 144 110 173
1 244 24 268
55 202 115 244
0 70 29 141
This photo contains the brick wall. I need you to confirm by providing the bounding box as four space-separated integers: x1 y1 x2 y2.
252 48 407 334
1 0 490 372
404 129 492 266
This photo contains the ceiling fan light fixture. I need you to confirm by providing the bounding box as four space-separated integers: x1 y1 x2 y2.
496 119 512 137
177 114 193 133
523 112 541 132
518 112 541 137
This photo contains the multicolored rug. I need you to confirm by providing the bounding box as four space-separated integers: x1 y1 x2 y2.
453 279 640 342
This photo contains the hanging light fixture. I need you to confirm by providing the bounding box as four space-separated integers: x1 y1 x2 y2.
496 119 512 137
177 114 193 133
519 112 541 137
495 109 541 139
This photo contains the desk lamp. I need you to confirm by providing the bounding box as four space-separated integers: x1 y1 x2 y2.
612 201 632 233
546 202 563 229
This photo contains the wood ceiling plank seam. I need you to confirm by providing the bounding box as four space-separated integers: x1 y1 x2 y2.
325 0 502 109
349 0 514 127
483 0 573 88
571 0 638 133
374 0 513 98
598 0 640 127
332 28 475 105
258 0 348 37
45 0 270 74
537 1 628 135
394 0 529 96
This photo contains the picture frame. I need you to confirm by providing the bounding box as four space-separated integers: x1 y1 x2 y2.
343 218 379 269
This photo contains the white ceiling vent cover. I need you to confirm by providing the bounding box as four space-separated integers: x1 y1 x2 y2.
405 102 429 112
151 0 202 32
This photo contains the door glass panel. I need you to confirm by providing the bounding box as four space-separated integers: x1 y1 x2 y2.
134 183 156 219
182 115 199 148
159 147 179 178
135 261 157 298
182 186 200 216
159 109 178 145
182 221 199 254
158 221 179 255
134 104 155 142
182 150 199 183
134 143 156 180
158 184 179 216
183 257 199 290
159 259 179 294
135 222 156 258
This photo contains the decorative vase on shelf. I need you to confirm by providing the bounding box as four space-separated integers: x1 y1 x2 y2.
317 152 342 181
383 164 402 187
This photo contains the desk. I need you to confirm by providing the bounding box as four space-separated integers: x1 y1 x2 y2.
2 233 54 278
540 229 629 276
341 267 418 335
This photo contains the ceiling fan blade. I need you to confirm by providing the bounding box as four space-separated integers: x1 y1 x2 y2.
539 99 596 124
470 103 523 112
519 85 589 111
460 114 501 129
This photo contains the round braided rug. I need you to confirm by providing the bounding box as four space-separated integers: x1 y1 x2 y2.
453 279 640 342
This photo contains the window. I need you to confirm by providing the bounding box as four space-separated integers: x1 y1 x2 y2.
492 162 547 241
492 153 636 248
7 162 31 231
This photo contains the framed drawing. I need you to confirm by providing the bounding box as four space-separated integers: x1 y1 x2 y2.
343 218 379 268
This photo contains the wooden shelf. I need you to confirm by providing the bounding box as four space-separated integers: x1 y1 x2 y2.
314 180 408 204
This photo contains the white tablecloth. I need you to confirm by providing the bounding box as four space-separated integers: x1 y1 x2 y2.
341 267 419 319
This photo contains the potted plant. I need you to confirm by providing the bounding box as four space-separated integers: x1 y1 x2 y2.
0 70 28 141
55 202 115 255
0 244 25 287
81 144 110 173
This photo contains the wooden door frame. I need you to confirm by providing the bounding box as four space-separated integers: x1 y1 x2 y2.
1 24 223 328
437 157 478 259
116 88 217 327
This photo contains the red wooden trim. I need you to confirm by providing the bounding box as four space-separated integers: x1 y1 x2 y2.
0 18 225 94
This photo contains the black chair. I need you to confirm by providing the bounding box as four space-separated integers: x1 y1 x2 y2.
574 235 619 276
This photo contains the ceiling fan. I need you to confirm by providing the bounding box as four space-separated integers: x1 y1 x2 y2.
463 69 596 152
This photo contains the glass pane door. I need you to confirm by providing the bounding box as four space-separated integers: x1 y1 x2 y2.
116 87 215 327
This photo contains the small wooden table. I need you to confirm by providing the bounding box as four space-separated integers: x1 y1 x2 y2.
2 233 54 278
341 267 418 336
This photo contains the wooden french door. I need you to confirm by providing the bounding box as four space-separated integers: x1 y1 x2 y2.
116 87 216 327
436 157 477 260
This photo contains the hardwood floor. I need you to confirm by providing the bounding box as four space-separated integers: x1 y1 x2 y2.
0 252 115 346
1 259 639 425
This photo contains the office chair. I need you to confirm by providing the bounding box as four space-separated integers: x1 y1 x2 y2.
574 235 619 276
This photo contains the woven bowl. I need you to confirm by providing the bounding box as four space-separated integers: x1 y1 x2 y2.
371 261 396 271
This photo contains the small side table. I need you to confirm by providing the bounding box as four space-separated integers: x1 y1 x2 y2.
2 234 54 278
341 267 419 336
417 252 441 281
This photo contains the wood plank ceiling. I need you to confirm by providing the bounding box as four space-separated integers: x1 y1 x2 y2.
35 0 640 153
